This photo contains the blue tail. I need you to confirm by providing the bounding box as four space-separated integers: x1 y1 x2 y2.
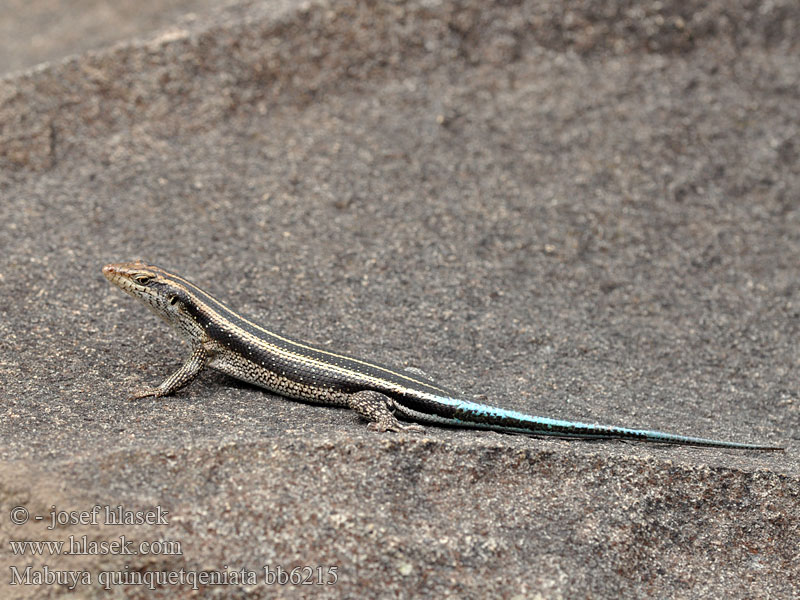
397 396 782 450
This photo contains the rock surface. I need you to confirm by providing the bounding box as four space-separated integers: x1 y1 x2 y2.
1 1 798 598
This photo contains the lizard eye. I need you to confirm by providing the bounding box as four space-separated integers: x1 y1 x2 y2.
134 275 153 285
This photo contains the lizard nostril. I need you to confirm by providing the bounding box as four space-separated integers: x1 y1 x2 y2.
102 264 117 280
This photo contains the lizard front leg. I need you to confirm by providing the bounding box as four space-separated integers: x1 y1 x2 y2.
129 345 209 400
347 390 424 433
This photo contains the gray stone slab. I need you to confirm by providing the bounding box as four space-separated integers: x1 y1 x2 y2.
1 1 798 598
0 0 224 76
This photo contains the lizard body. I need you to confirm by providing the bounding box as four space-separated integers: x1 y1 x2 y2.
102 261 781 450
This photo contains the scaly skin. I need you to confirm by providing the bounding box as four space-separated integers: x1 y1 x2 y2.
103 261 783 450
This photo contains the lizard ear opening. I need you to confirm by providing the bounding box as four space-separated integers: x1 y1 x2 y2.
169 295 179 305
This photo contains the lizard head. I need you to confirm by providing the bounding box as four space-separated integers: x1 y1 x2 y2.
103 261 194 332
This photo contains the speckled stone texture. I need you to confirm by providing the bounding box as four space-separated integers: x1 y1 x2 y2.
1 1 798 598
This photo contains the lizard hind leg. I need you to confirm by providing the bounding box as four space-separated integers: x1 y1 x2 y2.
404 366 434 380
347 390 424 433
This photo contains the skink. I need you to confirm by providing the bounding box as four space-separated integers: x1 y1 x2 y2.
102 261 782 450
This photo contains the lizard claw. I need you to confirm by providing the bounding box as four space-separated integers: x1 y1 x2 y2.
397 423 425 433
127 386 160 401
367 421 425 433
